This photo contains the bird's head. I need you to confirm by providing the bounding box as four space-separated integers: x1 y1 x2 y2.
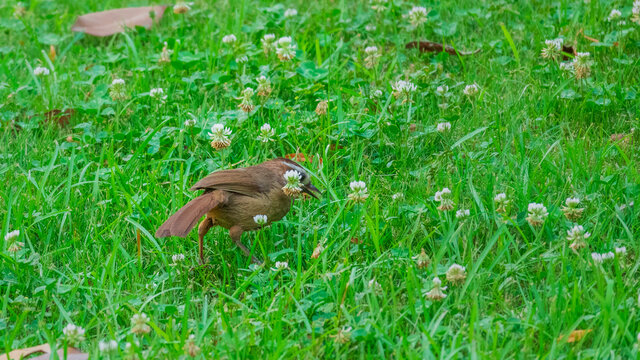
277 158 321 199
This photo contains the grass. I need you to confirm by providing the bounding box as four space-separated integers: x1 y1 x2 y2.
1 0 639 358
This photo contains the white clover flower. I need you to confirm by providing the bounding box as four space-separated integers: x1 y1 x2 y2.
559 61 574 72
607 9 622 21
615 247 627 256
372 89 383 98
572 52 592 80
526 203 548 227
171 253 185 264
261 33 277 55
33 66 50 76
315 99 328 116
99 340 118 353
173 2 191 14
237 87 255 113
406 6 428 27
5 229 22 252
391 80 417 104
348 181 369 203
131 313 151 335
13 2 26 18
446 264 467 284
455 208 470 220
184 118 196 127
236 55 249 64
413 248 431 269
209 123 232 150
263 34 276 42
591 251 615 264
436 122 451 133
159 42 172 64
257 123 275 142
284 8 298 17
282 170 302 196
276 36 297 61
463 83 480 97
364 46 381 68
367 278 382 294
436 85 449 96
541 38 563 60
567 225 590 251
256 75 272 97
364 46 379 54
333 326 352 344
370 0 388 12
110 78 127 101
149 88 167 103
63 323 86 346
253 214 268 226
591 252 603 264
7 240 24 253
494 193 509 212
184 334 200 357
391 193 404 201
4 230 19 242
425 276 447 301
271 261 289 271
222 34 237 44
311 242 324 259
434 187 454 211
633 1 640 24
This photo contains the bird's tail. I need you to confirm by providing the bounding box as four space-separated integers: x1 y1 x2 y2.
155 191 226 238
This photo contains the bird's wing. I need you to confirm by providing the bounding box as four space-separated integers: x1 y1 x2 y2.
155 190 228 238
189 167 271 196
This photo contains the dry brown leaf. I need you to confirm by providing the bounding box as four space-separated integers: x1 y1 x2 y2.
405 41 481 56
558 329 592 343
14 108 75 132
43 109 75 126
0 343 88 360
561 45 575 60
285 153 323 166
48 45 56 62
71 6 168 37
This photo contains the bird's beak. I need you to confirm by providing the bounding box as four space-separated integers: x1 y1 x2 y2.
303 184 321 199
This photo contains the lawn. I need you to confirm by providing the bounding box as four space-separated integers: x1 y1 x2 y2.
1 0 639 358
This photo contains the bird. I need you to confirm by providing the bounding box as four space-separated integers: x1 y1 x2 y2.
155 158 320 264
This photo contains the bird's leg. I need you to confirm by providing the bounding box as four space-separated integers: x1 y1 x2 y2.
197 217 214 264
229 225 262 265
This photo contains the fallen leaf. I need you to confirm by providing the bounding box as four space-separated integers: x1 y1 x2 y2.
285 153 323 166
0 343 88 360
40 109 75 127
558 329 592 343
405 41 481 56
48 45 56 62
561 45 575 60
14 109 75 131
71 6 168 37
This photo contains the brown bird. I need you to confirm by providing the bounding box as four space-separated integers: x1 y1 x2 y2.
155 158 320 264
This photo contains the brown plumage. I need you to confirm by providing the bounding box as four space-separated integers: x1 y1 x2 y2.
156 158 320 264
